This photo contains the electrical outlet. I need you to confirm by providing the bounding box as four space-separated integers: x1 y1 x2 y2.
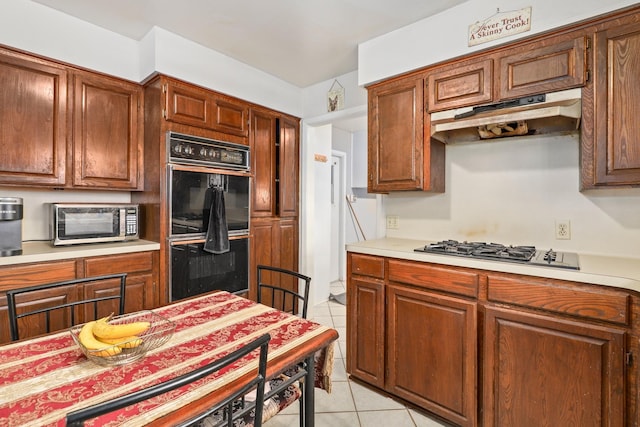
555 220 571 240
386 215 399 229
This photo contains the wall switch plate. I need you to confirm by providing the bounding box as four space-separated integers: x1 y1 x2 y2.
555 220 571 240
386 215 399 229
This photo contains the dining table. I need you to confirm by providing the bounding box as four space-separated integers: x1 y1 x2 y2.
0 291 339 426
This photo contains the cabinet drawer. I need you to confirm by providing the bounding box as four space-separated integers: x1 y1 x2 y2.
388 260 478 298
0 260 77 291
487 274 630 325
84 252 153 276
350 254 384 279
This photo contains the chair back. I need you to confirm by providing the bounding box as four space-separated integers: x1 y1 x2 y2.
65 333 271 427
257 265 311 318
6 273 127 341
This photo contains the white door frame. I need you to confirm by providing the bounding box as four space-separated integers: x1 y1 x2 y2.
331 150 347 282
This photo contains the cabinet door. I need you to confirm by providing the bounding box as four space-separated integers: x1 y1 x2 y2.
250 110 277 217
484 306 625 427
368 76 424 192
164 80 210 128
0 284 79 341
497 36 587 99
0 48 68 187
387 284 477 427
211 96 249 137
583 23 640 187
278 116 299 218
72 71 143 189
427 58 493 112
346 275 385 388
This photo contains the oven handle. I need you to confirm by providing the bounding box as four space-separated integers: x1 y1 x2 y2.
169 235 249 246
169 163 251 177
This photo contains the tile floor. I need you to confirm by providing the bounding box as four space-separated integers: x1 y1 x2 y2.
267 281 452 427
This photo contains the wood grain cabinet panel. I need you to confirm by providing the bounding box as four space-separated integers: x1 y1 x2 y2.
368 74 445 193
388 259 479 298
497 36 587 99
387 284 477 427
211 97 249 137
427 58 493 111
72 71 143 189
484 306 625 427
0 48 68 187
582 21 640 188
351 254 385 279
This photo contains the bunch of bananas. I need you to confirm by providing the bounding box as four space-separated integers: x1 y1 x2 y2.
78 316 151 357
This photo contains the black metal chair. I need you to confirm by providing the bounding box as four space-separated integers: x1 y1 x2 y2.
256 265 312 426
65 333 271 427
256 265 311 319
6 273 127 341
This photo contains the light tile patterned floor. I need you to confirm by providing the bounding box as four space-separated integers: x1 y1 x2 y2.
266 281 452 427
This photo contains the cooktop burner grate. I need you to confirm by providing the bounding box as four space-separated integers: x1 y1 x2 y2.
415 240 580 270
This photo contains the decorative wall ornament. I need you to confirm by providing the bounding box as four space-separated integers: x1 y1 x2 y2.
468 7 532 46
327 79 345 112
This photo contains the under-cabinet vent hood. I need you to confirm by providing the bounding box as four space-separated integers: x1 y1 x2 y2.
430 88 582 143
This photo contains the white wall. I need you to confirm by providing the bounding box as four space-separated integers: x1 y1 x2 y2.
359 0 639 85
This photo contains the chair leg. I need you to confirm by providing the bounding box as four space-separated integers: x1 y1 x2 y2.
299 389 304 427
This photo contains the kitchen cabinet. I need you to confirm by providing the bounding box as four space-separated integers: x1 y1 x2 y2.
427 57 493 112
249 218 298 301
484 306 625 427
347 251 638 427
249 107 300 299
368 74 445 193
72 70 143 190
250 108 300 218
0 45 144 190
0 47 68 187
163 77 249 138
496 35 588 100
581 20 640 188
346 254 385 388
0 250 158 344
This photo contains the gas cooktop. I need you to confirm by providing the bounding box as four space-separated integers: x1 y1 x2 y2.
414 240 580 270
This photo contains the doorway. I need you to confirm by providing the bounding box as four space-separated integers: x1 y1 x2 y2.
330 152 346 283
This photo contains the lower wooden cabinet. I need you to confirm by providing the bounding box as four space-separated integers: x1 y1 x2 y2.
0 250 158 344
347 251 635 427
484 306 625 427
387 284 477 427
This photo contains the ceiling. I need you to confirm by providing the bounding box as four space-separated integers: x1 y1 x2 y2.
32 0 468 88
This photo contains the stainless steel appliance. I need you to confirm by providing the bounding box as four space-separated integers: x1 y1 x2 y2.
50 203 139 246
415 240 580 270
0 197 23 256
166 132 251 301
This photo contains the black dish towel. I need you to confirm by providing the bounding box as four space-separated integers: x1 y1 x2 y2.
203 187 230 254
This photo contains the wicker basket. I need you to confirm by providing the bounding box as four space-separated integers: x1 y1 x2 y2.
70 310 176 366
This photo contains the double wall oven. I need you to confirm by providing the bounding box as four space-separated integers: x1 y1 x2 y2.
167 132 250 301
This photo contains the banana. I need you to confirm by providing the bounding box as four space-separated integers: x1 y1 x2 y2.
99 335 143 349
92 317 151 340
78 321 122 357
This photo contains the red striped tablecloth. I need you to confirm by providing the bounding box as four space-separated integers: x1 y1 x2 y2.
0 291 338 427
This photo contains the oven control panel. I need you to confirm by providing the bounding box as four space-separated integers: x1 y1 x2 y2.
168 132 250 171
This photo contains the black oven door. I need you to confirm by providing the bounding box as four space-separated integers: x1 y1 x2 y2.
170 167 249 238
170 237 249 301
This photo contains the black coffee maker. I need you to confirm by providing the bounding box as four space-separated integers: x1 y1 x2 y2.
0 197 23 256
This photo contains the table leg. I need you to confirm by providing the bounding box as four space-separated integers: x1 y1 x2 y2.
304 354 315 427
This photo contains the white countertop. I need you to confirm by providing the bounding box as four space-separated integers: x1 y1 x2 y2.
0 240 161 266
346 238 640 293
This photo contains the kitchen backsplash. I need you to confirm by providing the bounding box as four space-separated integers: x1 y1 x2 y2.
384 132 640 259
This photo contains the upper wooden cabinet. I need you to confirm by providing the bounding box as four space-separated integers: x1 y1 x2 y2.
368 74 445 193
250 108 300 217
581 21 640 189
0 47 68 187
497 36 588 100
164 78 249 138
427 57 493 112
0 46 144 190
72 71 143 190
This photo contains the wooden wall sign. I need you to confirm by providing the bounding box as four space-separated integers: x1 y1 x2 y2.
468 7 532 47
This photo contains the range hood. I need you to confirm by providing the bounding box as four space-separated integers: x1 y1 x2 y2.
430 88 582 143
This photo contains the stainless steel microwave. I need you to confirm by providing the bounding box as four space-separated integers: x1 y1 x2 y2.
50 203 139 246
